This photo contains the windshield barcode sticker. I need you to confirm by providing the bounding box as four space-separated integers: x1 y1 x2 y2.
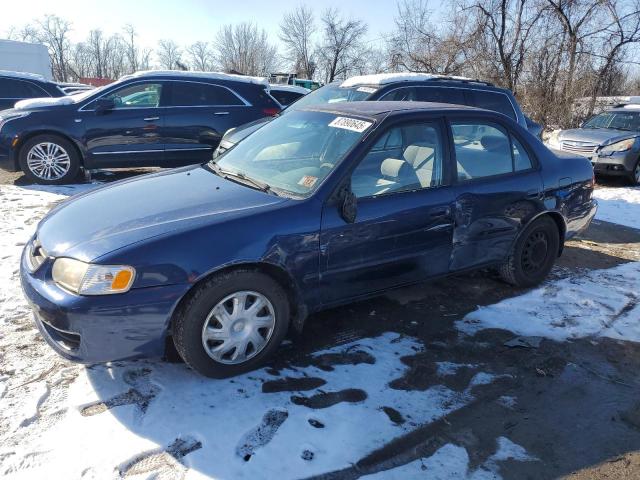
357 86 377 94
328 117 373 133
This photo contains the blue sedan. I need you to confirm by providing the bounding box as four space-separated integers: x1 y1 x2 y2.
20 102 597 377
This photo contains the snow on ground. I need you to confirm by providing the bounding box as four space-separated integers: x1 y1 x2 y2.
362 438 537 480
458 261 640 342
0 183 534 479
593 185 640 229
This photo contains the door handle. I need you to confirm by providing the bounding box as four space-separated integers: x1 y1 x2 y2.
143 116 160 121
526 189 542 199
213 111 230 115
429 207 451 218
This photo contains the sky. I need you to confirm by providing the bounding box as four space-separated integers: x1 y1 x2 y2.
1 0 434 51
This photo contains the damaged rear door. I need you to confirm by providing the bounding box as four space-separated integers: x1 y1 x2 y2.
447 118 543 271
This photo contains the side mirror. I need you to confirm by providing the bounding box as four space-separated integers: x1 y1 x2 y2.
340 184 357 224
94 98 115 113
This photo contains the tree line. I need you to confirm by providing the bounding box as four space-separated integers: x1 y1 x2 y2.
6 0 640 129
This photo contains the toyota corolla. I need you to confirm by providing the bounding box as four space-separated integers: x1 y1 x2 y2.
21 102 597 377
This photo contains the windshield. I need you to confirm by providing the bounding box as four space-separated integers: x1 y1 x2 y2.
213 110 373 196
583 111 640 131
286 84 375 112
68 84 110 103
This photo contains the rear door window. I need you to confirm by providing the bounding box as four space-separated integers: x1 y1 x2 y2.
414 87 465 106
466 91 517 120
169 81 244 106
451 121 532 181
0 78 47 98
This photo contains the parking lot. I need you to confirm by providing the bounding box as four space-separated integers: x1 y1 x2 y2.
1 169 639 479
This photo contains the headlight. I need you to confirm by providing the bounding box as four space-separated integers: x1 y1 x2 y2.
52 258 135 295
546 130 561 149
599 138 636 154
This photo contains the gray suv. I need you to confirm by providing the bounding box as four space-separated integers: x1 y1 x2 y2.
547 104 640 185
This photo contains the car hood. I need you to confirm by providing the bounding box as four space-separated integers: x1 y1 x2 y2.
558 128 638 146
37 165 287 261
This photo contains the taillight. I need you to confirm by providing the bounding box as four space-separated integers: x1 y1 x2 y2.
262 107 280 117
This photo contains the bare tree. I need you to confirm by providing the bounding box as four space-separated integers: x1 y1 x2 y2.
157 39 183 70
279 5 316 78
545 0 606 122
187 41 215 71
122 24 151 73
586 0 640 111
389 0 469 75
215 22 279 76
466 0 546 93
35 15 73 81
317 8 368 82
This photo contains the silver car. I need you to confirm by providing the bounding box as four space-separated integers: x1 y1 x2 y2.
547 105 640 185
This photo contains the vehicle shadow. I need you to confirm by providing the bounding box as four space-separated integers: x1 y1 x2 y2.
81 221 640 478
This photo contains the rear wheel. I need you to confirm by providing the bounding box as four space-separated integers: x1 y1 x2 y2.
499 216 559 288
19 134 80 185
173 270 290 378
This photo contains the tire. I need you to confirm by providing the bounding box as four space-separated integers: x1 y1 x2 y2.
173 269 290 378
19 134 81 185
499 216 560 288
628 159 640 186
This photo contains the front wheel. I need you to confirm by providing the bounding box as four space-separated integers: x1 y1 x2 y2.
499 216 560 288
173 270 290 378
18 134 81 184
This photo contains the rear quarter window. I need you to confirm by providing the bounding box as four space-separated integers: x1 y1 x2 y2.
169 81 243 106
414 86 465 106
467 90 517 120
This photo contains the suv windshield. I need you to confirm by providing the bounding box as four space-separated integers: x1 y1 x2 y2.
287 84 374 112
213 110 373 196
583 110 640 131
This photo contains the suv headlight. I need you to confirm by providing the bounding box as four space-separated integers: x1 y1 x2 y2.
599 138 636 155
546 129 561 149
52 258 135 295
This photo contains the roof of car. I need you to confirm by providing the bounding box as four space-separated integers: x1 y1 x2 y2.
340 72 494 88
0 70 51 83
119 70 270 87
304 100 485 118
609 104 640 112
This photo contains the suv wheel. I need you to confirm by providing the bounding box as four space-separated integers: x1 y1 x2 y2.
630 159 640 186
19 134 80 185
173 270 290 378
499 216 559 288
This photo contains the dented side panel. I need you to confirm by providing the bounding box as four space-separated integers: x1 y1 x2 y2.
449 170 544 271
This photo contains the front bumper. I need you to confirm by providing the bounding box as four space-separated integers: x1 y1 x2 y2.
20 248 190 363
591 150 638 177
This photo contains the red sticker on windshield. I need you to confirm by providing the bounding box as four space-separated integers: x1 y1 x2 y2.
298 175 318 188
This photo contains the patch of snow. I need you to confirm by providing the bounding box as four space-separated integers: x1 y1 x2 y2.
362 437 536 479
14 96 75 110
489 436 538 463
436 361 476 376
497 395 517 409
457 261 640 342
122 69 270 87
340 72 475 88
594 186 640 229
